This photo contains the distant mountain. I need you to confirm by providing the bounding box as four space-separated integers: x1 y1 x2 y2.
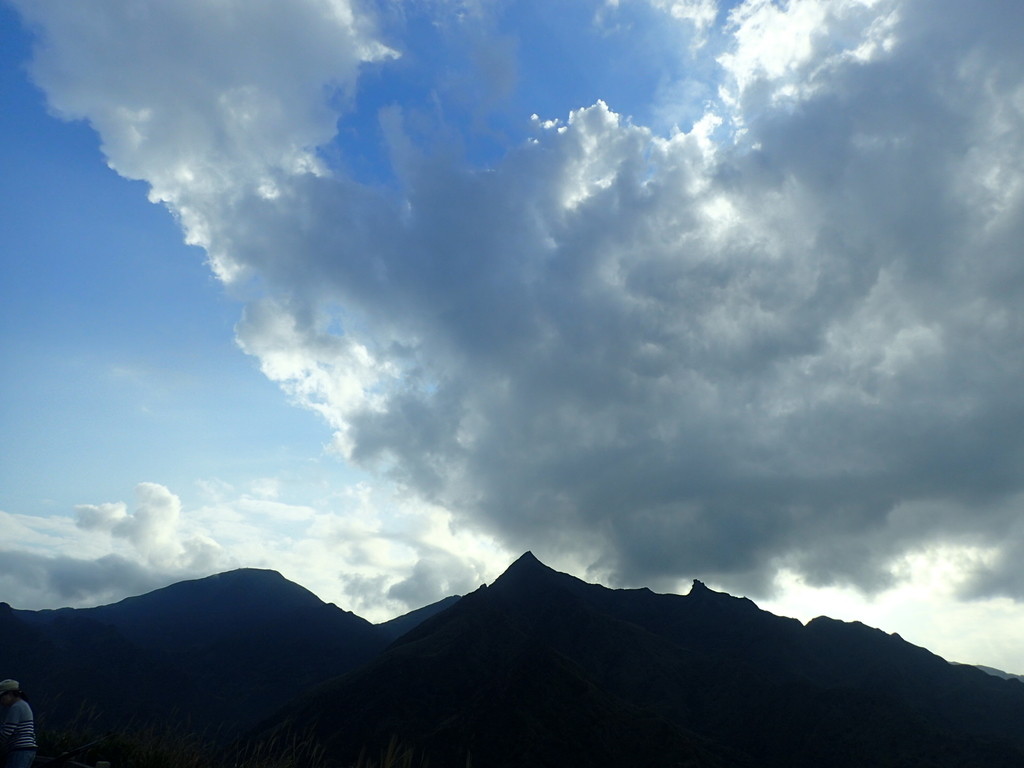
970 664 1024 683
255 553 1024 767
6 569 454 735
19 568 328 651
376 594 461 643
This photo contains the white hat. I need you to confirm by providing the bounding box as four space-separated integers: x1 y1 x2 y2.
0 680 19 693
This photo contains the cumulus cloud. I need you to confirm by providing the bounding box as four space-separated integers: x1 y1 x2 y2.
342 550 485 614
12 0 395 281
717 0 900 104
386 550 484 608
5 478 505 617
15 0 1024 604
177 480 505 618
76 483 222 570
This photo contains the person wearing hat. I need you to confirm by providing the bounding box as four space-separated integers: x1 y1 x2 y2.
0 680 36 768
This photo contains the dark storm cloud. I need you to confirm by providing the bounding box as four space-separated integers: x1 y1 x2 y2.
960 539 1024 601
234 0 1024 597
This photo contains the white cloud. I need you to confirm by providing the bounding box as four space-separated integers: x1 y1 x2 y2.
191 479 511 619
76 483 222 570
250 478 282 500
234 298 397 458
4 477 510 620
718 0 899 107
12 0 395 281
70 501 129 534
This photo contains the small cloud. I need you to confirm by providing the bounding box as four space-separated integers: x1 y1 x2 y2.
251 477 281 500
339 572 391 614
75 501 128 532
386 552 479 609
77 483 224 571
196 477 235 503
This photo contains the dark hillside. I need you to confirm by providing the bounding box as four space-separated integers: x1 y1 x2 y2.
6 569 452 735
17 568 328 651
0 602 192 727
259 582 741 767
258 552 1024 767
481 552 1024 743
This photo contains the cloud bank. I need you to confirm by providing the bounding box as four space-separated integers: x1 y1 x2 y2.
2 478 502 616
12 0 1024 601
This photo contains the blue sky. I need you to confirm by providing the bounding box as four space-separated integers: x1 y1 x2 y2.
1 6 343 514
2 0 1024 673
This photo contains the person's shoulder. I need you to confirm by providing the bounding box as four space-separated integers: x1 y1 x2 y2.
11 699 32 717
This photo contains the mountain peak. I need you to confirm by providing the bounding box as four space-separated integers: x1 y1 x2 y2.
511 550 543 567
57 566 329 652
489 552 578 603
496 551 559 580
685 579 760 613
687 579 726 602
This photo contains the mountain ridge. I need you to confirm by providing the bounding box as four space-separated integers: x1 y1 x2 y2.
5 568 458 735
255 553 1024 767
6 556 1024 765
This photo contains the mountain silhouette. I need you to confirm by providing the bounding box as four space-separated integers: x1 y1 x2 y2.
6 569 451 735
255 552 1024 767
7 556 1024 765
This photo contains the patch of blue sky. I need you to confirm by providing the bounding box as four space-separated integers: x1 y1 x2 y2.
325 1 520 185
503 0 752 136
325 0 724 189
500 0 704 130
0 8 358 517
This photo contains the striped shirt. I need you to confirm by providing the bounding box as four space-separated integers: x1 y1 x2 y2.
0 699 36 752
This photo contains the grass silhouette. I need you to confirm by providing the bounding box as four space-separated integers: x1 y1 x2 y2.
37 723 437 768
